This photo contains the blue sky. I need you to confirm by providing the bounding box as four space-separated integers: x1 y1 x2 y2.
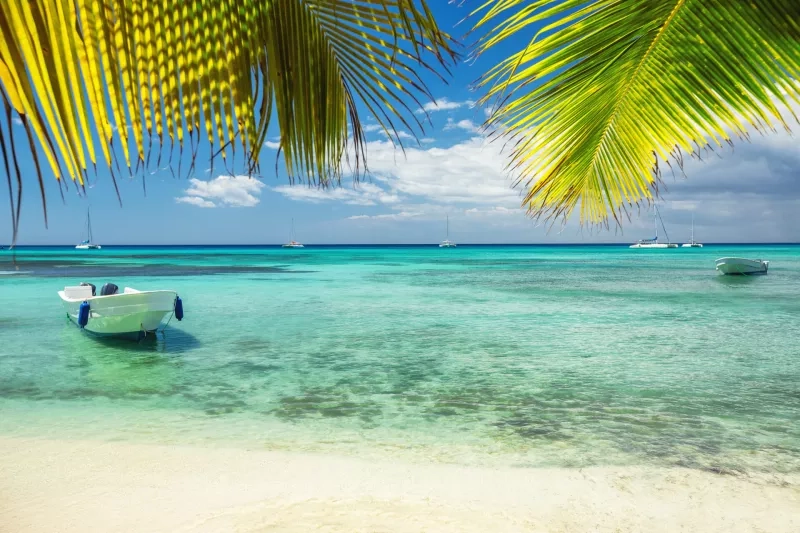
3 3 799 245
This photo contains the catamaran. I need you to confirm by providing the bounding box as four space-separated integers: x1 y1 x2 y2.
439 215 456 248
75 208 101 249
682 214 703 248
630 204 678 248
282 218 304 248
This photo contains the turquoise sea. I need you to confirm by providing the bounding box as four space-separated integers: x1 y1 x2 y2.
1 245 799 474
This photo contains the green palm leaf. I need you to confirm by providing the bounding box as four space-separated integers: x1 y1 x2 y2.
472 0 800 226
0 0 456 244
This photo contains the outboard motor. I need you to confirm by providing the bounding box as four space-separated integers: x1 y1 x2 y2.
79 282 96 296
100 283 119 296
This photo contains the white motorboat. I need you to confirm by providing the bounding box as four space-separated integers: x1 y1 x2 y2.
439 215 456 248
59 283 184 338
681 214 703 248
282 218 304 248
630 204 677 248
75 208 101 249
715 257 769 275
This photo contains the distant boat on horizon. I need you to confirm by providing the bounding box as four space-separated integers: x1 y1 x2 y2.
75 208 101 250
282 218 304 248
630 203 677 249
682 214 703 248
439 215 456 248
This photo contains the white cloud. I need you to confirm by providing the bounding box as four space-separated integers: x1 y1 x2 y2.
176 196 216 208
176 175 265 208
464 206 518 217
360 138 520 207
416 98 475 114
347 210 422 221
421 138 436 144
12 117 23 126
275 135 523 220
264 141 281 149
273 182 401 206
378 129 414 140
363 124 383 133
444 118 481 133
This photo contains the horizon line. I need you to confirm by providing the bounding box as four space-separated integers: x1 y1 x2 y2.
4 242 800 248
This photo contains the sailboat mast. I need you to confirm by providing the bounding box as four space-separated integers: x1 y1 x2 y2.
654 206 658 241
691 213 694 243
446 215 449 239
87 208 93 243
656 204 671 244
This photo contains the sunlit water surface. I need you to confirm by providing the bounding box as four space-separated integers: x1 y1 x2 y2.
1 245 799 473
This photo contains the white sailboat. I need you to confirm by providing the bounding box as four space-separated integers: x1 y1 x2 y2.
439 215 456 248
630 204 678 249
282 218 304 248
681 214 703 248
75 208 101 249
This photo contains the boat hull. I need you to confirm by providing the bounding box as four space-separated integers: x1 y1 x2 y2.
629 243 677 248
715 257 769 275
60 289 178 337
681 243 703 248
75 244 101 249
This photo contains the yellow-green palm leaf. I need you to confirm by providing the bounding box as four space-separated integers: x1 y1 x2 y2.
472 0 800 226
0 0 456 244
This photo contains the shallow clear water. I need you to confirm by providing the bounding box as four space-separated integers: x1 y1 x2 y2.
1 245 799 472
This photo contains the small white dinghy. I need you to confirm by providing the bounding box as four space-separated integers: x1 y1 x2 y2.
715 257 769 275
59 283 184 339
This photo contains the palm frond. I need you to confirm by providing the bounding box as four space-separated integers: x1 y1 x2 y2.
471 0 800 226
0 0 456 244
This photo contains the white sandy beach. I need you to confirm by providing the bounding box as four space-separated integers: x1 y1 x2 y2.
1 436 798 533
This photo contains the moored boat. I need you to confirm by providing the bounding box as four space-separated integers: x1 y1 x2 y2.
59 283 184 339
282 218 304 248
681 214 703 248
630 203 677 248
439 215 456 248
630 241 677 249
715 257 769 275
75 208 101 250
